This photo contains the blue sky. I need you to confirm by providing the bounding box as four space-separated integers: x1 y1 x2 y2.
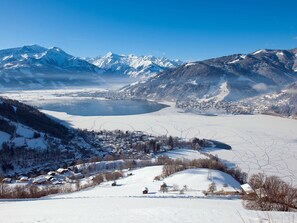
0 0 297 61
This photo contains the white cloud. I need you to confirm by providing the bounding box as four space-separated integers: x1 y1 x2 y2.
252 83 268 92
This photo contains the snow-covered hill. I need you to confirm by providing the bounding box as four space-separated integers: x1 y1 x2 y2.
3 164 293 223
87 52 183 78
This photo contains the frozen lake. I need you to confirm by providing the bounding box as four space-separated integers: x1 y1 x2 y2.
29 99 168 116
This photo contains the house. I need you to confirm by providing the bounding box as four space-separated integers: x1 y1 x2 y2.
33 177 47 185
19 176 29 182
142 187 148 194
56 168 68 174
47 171 56 176
2 178 12 183
241 183 254 194
45 175 54 181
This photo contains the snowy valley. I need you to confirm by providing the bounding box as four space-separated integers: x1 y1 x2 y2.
1 46 297 222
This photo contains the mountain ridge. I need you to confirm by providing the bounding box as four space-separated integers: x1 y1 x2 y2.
124 48 297 102
0 45 183 89
86 51 183 78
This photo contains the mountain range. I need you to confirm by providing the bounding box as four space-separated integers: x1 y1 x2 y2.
86 52 182 78
0 45 182 89
125 48 297 102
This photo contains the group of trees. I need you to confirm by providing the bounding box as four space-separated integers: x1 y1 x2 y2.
243 173 297 211
155 155 247 185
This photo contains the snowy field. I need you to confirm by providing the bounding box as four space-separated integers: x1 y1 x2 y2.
1 166 296 223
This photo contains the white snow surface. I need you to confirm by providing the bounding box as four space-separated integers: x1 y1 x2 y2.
1 166 295 223
158 148 207 160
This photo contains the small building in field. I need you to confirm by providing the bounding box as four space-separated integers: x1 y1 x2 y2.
142 187 148 194
241 183 254 194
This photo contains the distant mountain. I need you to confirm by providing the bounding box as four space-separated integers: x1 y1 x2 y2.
87 52 183 78
0 45 104 89
0 45 183 89
124 48 297 101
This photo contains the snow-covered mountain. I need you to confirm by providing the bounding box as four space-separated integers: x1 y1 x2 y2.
87 52 183 78
0 45 104 89
0 45 183 89
124 48 297 101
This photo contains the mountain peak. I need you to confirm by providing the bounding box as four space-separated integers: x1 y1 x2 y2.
87 52 183 77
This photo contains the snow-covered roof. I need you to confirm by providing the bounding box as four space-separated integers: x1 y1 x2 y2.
241 183 254 194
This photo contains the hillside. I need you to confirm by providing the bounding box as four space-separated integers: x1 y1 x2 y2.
124 48 297 101
248 81 297 118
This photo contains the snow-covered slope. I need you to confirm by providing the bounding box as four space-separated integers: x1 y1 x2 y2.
87 52 183 78
2 165 292 223
124 48 297 101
